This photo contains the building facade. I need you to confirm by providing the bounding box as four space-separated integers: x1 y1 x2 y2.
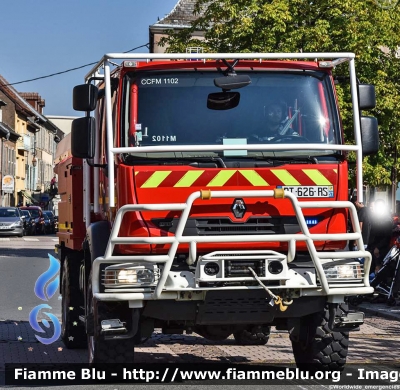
149 0 205 53
0 75 63 209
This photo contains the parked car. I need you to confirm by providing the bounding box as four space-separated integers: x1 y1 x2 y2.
0 207 24 237
20 209 36 236
42 213 52 234
43 211 56 234
19 206 44 235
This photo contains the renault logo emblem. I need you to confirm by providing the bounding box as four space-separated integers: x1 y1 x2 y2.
232 198 246 219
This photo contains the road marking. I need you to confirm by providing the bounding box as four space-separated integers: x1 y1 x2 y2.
52 239 58 242
23 238 39 241
0 238 10 241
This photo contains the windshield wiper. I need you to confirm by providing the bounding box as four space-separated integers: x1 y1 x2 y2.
257 156 319 165
176 157 227 168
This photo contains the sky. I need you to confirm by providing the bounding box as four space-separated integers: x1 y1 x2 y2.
0 0 179 117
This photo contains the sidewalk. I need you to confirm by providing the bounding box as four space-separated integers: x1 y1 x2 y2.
356 301 400 321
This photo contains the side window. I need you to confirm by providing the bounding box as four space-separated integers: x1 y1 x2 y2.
97 80 118 163
112 88 118 148
97 96 106 162
121 77 131 147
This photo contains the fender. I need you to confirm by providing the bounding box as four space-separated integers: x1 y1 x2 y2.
82 220 111 314
85 220 111 263
83 220 111 291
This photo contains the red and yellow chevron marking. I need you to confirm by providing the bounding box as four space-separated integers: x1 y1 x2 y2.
134 168 337 188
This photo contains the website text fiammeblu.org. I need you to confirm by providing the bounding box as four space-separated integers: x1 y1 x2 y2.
9 366 400 384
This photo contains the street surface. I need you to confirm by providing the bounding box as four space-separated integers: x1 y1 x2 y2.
1 236 400 389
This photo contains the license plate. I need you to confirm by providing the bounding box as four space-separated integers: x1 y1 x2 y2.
0 226 10 229
279 186 334 198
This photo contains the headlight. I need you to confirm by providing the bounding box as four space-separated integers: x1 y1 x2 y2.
11 221 22 227
103 263 159 287
324 264 363 279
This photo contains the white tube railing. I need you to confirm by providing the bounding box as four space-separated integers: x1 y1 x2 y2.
92 189 372 299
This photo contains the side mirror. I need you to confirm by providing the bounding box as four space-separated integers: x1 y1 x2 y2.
73 84 98 111
207 92 240 110
358 84 376 110
71 117 96 159
361 116 379 156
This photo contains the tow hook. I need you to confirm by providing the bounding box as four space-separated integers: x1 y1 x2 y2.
274 296 293 312
248 267 293 311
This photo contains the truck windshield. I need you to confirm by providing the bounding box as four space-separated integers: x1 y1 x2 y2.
124 70 341 158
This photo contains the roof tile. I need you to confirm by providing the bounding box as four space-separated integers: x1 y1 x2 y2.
154 0 205 27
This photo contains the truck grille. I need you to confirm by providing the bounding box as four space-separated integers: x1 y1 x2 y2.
196 218 277 235
152 216 299 236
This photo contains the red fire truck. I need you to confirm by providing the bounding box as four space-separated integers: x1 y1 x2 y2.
55 52 379 368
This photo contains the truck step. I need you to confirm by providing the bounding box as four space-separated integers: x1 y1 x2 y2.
100 319 127 335
331 311 364 332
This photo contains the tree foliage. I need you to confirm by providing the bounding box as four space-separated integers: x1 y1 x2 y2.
159 0 400 189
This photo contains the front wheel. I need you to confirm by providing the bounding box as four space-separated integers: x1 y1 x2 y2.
290 304 349 371
86 271 135 363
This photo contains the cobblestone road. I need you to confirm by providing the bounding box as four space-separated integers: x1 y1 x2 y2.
1 314 399 367
1 237 399 367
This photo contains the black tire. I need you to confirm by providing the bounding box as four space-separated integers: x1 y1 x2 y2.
87 271 135 363
195 325 232 341
387 296 397 306
234 325 271 345
61 253 87 349
290 304 349 371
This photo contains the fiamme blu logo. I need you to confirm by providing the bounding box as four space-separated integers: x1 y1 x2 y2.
29 253 61 345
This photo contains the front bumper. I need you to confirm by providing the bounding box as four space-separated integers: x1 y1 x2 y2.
0 226 23 236
92 190 374 303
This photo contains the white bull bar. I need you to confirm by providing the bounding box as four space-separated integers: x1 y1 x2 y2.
91 189 373 301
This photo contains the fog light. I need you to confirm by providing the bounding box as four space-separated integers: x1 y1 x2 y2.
103 263 158 286
118 269 138 284
268 260 283 274
136 269 155 284
324 264 361 279
337 265 355 278
204 262 220 276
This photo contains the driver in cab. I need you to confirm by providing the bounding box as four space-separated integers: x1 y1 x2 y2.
251 102 297 142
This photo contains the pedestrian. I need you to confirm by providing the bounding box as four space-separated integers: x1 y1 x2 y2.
368 199 393 275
